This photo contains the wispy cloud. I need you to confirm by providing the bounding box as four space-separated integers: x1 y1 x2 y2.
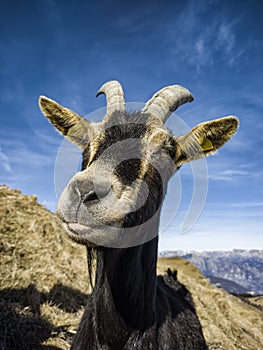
0 139 55 185
208 162 263 182
0 147 12 173
227 201 263 208
33 129 61 149
166 2 244 71
209 169 251 181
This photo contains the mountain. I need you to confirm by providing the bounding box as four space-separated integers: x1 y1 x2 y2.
1 185 263 350
206 275 250 294
159 250 263 294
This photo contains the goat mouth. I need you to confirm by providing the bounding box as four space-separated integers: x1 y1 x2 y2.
67 222 91 234
63 222 95 246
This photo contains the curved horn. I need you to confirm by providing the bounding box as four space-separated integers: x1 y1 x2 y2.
96 80 126 117
142 85 194 123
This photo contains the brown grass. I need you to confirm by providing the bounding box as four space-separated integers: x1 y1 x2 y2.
158 258 263 350
0 185 262 349
0 185 88 349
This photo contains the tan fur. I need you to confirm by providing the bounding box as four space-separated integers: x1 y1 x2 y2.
39 96 90 147
176 116 239 165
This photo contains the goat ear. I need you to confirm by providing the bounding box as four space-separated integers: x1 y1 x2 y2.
175 116 239 165
39 96 90 148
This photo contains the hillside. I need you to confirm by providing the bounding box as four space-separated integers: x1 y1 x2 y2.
157 259 263 350
1 185 263 350
0 185 88 349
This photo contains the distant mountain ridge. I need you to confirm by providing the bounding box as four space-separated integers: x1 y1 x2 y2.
159 249 263 294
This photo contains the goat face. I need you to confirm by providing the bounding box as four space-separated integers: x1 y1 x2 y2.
57 113 179 247
39 81 238 248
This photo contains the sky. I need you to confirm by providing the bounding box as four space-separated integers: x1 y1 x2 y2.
0 0 262 251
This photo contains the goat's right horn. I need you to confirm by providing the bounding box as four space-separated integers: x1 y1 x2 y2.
142 85 194 123
96 80 126 117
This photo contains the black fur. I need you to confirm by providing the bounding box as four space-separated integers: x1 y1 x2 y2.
72 111 208 349
71 239 207 350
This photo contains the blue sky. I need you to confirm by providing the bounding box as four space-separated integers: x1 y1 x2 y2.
0 0 262 251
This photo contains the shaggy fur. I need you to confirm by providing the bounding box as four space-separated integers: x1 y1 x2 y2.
72 240 208 350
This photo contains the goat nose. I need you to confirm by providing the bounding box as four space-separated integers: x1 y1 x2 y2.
82 186 111 205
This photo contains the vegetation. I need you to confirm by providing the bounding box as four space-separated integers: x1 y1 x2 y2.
0 185 262 349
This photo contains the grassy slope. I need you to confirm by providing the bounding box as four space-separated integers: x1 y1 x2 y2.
0 186 88 349
0 185 262 349
157 259 263 350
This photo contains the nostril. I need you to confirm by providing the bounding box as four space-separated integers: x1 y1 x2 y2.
82 186 111 205
83 190 99 204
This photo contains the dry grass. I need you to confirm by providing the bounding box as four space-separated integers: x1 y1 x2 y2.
0 185 262 349
0 185 88 349
248 296 263 309
158 258 263 350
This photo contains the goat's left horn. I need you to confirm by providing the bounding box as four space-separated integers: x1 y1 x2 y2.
142 85 194 123
96 80 126 116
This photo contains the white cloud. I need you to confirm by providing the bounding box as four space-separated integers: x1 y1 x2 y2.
209 169 250 181
0 137 57 190
0 147 12 173
33 129 61 147
11 146 53 169
209 167 263 182
218 22 235 53
165 2 244 71
227 201 263 209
